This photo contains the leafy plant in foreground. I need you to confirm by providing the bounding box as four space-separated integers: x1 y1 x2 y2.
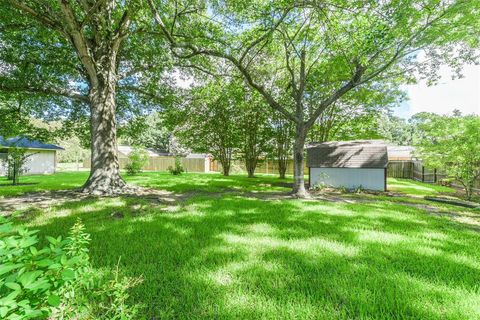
0 218 142 319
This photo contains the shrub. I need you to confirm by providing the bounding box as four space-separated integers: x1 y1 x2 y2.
168 157 184 175
125 146 149 176
0 217 142 319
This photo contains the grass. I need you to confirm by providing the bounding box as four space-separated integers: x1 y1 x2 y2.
2 172 480 319
388 178 455 197
0 172 89 197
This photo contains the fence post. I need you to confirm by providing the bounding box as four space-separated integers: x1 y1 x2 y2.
422 166 425 182
434 168 437 183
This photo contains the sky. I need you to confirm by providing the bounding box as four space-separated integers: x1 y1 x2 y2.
395 64 480 119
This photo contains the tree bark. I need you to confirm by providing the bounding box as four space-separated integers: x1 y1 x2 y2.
292 123 308 197
82 84 126 195
221 161 230 176
278 158 287 179
246 159 256 178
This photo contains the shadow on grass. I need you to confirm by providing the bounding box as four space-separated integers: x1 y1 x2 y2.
0 182 39 187
16 193 480 319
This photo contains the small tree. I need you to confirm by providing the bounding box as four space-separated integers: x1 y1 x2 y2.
125 146 149 176
168 157 185 175
238 90 272 178
270 112 295 179
417 115 480 200
166 79 242 176
2 146 33 185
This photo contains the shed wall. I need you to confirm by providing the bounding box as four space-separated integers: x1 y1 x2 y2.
310 167 385 191
24 151 56 174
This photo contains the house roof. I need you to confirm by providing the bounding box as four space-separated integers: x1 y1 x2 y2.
386 145 416 160
0 136 64 151
117 146 210 159
185 153 209 159
118 145 170 157
307 140 388 168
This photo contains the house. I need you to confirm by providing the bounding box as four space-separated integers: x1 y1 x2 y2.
0 136 64 175
386 145 416 161
117 145 172 158
307 140 388 191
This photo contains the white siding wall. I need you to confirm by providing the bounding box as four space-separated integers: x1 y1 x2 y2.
24 150 56 175
310 167 385 191
0 153 6 176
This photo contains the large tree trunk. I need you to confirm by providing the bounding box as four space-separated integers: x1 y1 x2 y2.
278 158 287 179
82 84 126 195
245 158 257 178
221 160 231 176
292 123 308 198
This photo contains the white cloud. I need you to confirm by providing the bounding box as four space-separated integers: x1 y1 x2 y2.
397 64 480 118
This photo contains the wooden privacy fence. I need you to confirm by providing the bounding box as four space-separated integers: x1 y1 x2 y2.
211 159 308 175
387 161 414 179
388 160 446 182
83 156 480 190
83 156 208 173
387 160 480 190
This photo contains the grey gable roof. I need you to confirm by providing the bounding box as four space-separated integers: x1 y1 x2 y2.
0 136 64 150
307 140 388 168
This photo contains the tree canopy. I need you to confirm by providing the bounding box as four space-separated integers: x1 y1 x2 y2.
149 0 480 196
416 114 480 199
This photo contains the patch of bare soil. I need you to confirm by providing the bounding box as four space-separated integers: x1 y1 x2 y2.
0 187 189 216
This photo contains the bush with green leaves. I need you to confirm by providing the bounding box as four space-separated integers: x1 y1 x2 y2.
125 146 149 176
168 157 184 175
0 218 142 319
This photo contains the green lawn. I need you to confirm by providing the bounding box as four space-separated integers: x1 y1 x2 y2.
2 172 480 319
388 178 455 197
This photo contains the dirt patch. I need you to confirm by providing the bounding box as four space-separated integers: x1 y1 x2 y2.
0 187 188 216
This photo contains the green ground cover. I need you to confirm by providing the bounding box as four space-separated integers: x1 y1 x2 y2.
1 172 479 319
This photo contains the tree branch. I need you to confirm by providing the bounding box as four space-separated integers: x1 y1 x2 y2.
0 83 89 102
147 0 298 123
58 0 98 86
8 0 65 33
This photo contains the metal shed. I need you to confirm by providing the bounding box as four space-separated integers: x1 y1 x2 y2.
306 140 388 191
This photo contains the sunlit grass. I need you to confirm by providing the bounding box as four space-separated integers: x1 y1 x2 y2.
388 178 455 197
2 172 480 319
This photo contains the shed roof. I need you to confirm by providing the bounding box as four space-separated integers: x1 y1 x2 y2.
0 136 64 151
307 140 388 168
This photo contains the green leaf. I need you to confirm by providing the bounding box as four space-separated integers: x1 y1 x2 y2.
47 295 60 307
18 271 42 288
0 264 21 277
0 306 8 317
4 283 21 291
61 269 75 281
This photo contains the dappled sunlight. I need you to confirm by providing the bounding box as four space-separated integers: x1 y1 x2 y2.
222 233 360 258
388 178 455 197
355 229 410 245
3 172 480 319
392 272 480 319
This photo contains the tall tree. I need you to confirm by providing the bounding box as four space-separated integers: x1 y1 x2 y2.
416 114 480 200
270 111 295 179
149 0 479 197
166 79 242 176
238 91 272 178
309 84 405 142
0 1 171 194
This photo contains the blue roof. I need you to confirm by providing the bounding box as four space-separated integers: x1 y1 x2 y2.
0 136 64 150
